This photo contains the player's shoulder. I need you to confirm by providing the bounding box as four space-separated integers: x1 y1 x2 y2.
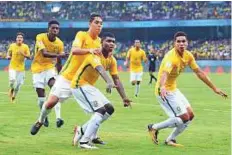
109 54 117 62
55 36 63 45
75 31 87 38
36 33 46 38
22 43 29 48
165 48 175 58
185 50 194 57
9 43 16 47
128 46 134 51
140 48 146 53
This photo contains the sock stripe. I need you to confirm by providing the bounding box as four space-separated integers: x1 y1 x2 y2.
79 87 95 112
164 96 177 117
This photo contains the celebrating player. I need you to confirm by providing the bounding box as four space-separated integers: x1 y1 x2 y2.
30 14 103 142
31 20 67 128
72 32 132 149
148 31 227 147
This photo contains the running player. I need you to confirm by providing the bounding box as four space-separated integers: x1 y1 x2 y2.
124 40 147 97
7 32 31 102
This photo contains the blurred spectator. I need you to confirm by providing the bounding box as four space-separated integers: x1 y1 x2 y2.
0 1 230 21
1 39 230 60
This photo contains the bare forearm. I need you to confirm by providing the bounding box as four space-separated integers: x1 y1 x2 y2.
113 76 127 99
42 50 58 58
56 57 62 73
96 66 113 84
71 47 90 55
196 70 216 90
159 71 168 88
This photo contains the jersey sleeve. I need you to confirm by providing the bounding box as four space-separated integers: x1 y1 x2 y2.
36 34 46 51
58 41 64 54
126 48 131 59
142 50 147 61
85 55 102 68
109 57 118 75
162 56 174 73
25 45 30 56
7 44 13 56
72 31 85 48
189 53 199 70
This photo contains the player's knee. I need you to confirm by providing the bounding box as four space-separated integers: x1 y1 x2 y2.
131 81 136 85
46 96 59 109
10 80 15 84
95 107 106 116
104 103 114 115
179 113 190 123
36 88 45 97
48 78 55 88
189 112 195 121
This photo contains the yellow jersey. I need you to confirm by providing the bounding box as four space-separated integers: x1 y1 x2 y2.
71 54 118 88
126 47 147 72
61 31 101 81
155 48 199 95
8 43 30 71
31 33 64 73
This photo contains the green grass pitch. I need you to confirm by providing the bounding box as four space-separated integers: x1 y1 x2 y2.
0 71 230 155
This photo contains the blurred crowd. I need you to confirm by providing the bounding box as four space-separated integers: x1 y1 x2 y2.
0 1 231 21
0 39 230 60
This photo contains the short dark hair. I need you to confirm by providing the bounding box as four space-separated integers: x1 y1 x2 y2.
48 19 60 27
89 13 102 23
101 32 115 41
174 31 187 40
16 32 24 37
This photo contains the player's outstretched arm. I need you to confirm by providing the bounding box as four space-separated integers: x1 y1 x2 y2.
71 47 101 55
193 68 227 98
111 75 132 107
95 65 117 94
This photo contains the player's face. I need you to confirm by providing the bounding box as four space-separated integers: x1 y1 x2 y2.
174 36 188 53
134 40 141 48
48 24 59 36
103 37 116 53
90 17 103 35
16 35 23 44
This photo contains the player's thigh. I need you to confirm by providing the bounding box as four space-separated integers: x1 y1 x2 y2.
45 68 57 84
49 75 72 103
130 72 136 82
16 71 25 85
176 89 191 108
71 85 109 113
9 69 16 82
135 72 143 81
32 72 46 89
156 91 187 117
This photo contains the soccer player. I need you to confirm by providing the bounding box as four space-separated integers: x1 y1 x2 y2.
148 46 157 84
124 40 147 97
7 32 31 102
31 20 67 128
147 31 227 147
71 32 132 149
30 14 103 142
